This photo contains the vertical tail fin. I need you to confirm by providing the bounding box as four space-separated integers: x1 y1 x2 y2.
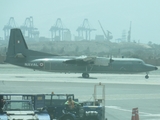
7 28 28 57
5 28 57 64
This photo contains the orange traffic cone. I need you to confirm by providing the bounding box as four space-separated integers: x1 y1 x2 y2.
131 108 139 120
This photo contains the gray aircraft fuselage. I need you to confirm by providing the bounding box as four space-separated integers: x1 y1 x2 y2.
5 28 158 78
7 55 157 74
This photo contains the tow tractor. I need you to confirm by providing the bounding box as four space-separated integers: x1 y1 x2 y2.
59 82 106 120
0 83 106 120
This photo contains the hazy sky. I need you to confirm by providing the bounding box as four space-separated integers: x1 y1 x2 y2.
1 0 160 44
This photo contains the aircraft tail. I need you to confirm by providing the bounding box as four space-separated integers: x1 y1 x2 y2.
6 28 28 58
5 28 56 64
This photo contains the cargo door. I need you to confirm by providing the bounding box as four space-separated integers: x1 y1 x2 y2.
44 62 51 71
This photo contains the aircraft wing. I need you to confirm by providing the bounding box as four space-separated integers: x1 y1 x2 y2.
64 56 112 66
64 56 96 65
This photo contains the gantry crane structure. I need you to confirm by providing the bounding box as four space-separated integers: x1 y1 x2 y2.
20 16 39 40
127 21 132 42
76 19 96 40
50 18 70 41
98 20 113 41
3 17 16 40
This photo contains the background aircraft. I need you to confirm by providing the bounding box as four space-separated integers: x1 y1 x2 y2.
5 28 158 79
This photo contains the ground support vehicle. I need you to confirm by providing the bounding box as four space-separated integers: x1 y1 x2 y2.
0 99 50 120
53 83 106 120
0 83 106 120
58 101 105 120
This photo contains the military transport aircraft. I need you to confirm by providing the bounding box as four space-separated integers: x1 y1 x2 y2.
5 28 158 79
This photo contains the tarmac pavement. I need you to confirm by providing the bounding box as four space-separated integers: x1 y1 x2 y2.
0 64 160 120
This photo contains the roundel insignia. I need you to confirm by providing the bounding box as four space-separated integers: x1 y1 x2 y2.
39 62 44 67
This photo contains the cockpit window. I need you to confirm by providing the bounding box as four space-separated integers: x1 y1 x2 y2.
138 61 145 64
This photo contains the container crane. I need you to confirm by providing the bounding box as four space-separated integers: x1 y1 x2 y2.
98 20 113 41
3 17 16 40
50 18 70 41
76 19 96 40
20 16 39 40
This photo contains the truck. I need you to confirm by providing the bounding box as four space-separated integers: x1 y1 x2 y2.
0 84 106 120
0 99 50 120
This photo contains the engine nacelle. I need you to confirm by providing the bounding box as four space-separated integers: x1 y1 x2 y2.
94 58 110 66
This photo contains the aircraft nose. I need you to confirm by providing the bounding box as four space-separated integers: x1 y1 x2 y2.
145 64 158 71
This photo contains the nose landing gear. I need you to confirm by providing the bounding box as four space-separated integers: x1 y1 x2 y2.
145 72 149 79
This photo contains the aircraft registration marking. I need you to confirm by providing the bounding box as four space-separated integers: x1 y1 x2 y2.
25 63 38 67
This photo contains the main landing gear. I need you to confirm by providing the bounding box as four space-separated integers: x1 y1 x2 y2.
82 73 89 78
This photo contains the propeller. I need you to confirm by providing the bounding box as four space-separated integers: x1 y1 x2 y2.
109 55 114 63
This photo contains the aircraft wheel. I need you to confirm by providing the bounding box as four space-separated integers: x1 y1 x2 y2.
85 73 89 78
82 73 89 78
145 75 149 79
